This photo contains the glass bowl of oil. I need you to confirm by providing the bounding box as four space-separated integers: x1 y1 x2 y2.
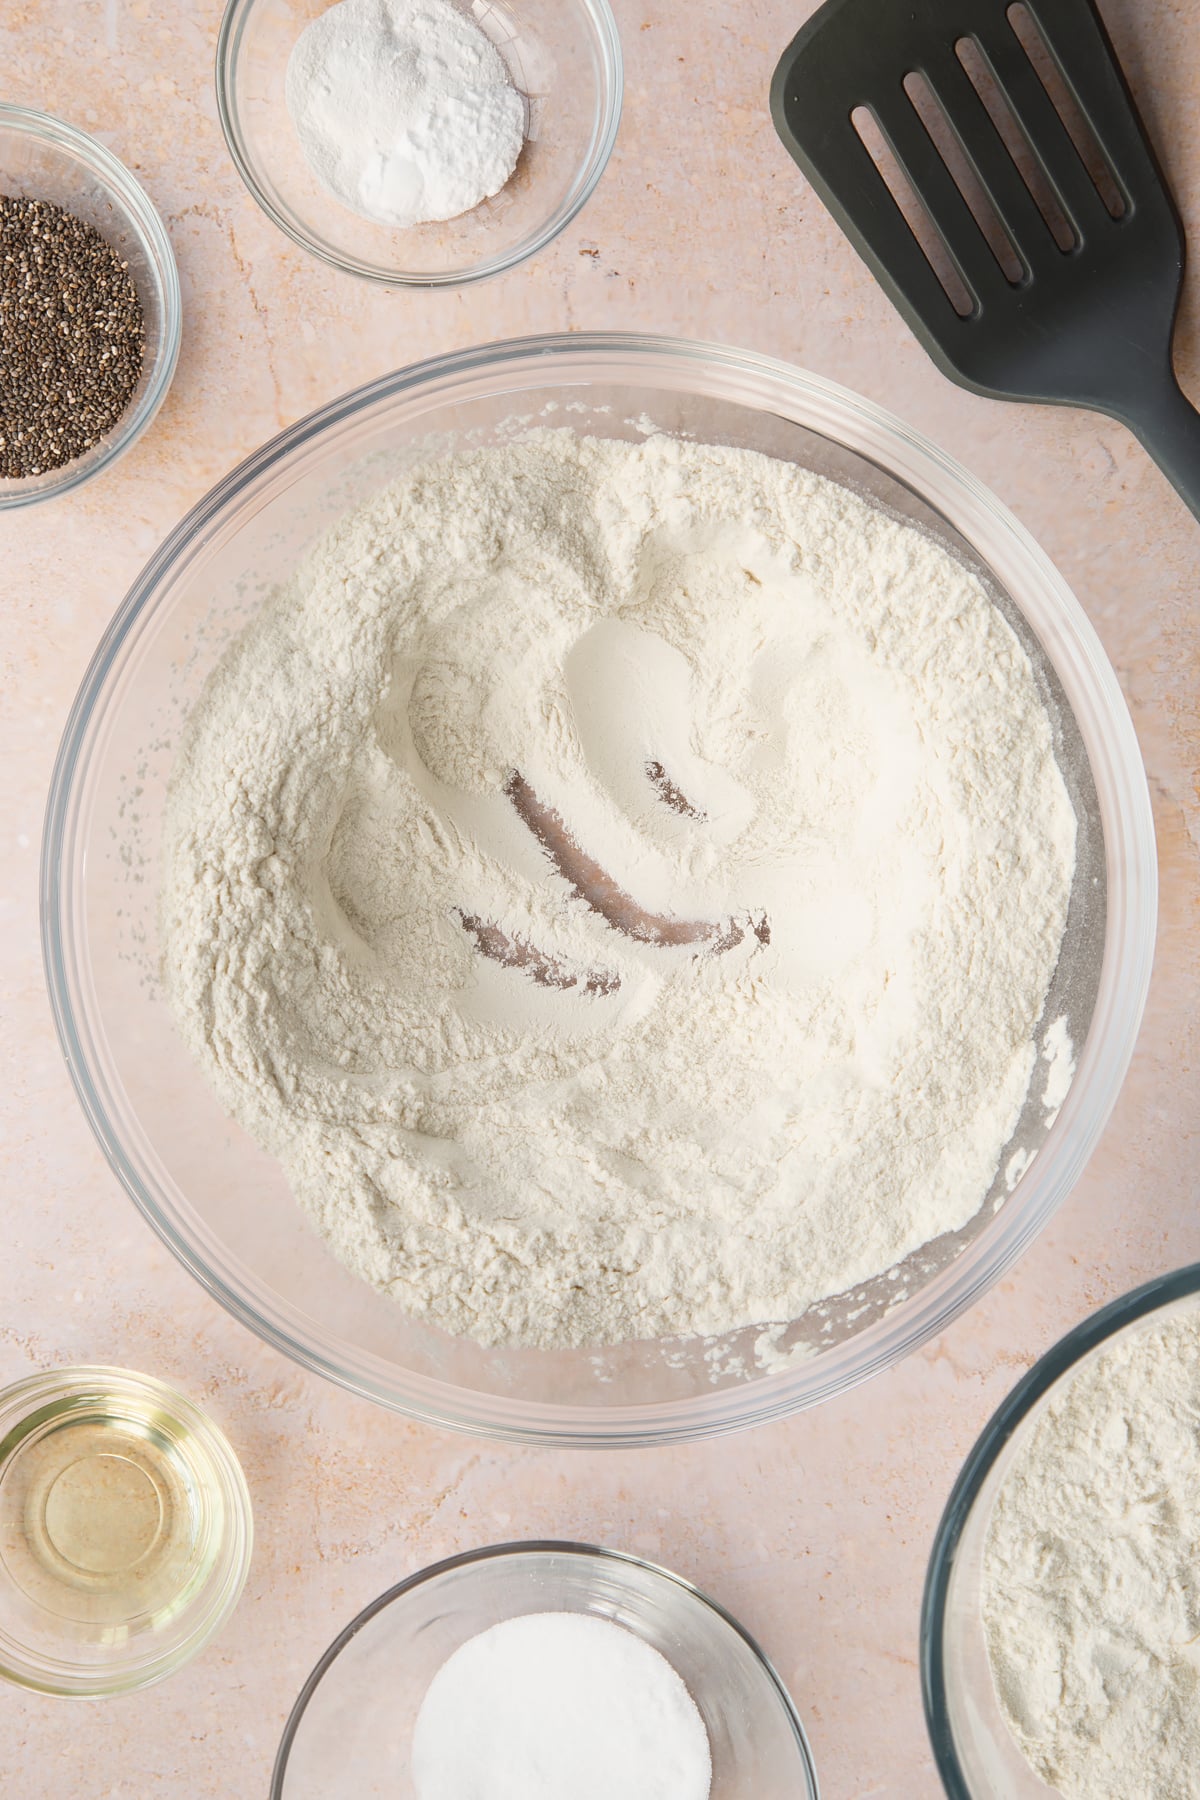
0 1367 252 1696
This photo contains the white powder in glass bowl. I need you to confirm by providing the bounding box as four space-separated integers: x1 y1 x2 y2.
285 0 525 228
160 432 1076 1350
412 1612 711 1799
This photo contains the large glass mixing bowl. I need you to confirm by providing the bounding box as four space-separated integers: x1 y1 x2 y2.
41 334 1156 1446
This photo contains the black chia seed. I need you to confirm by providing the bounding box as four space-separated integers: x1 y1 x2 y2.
1 193 146 480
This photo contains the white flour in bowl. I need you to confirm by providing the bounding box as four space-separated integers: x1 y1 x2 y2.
983 1308 1200 1799
160 432 1076 1349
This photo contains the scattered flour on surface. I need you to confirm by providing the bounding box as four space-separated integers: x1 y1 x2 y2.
983 1307 1200 1799
160 431 1076 1350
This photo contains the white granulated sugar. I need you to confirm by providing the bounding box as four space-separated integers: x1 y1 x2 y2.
411 1612 711 1800
285 0 524 228
161 432 1076 1350
983 1309 1200 1799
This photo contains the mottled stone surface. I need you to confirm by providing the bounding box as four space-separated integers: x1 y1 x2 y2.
3 1 1199 1794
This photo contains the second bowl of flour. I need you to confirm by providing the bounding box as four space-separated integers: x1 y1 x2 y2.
42 334 1156 1444
923 1264 1200 1800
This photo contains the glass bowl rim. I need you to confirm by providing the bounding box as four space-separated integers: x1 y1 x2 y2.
0 1362 254 1697
40 330 1157 1447
213 0 625 289
919 1260 1200 1799
0 102 182 511
269 1537 821 1798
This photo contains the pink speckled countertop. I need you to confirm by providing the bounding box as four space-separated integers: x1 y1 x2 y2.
4 0 1200 1794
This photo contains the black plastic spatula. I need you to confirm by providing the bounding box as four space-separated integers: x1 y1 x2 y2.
770 0 1200 519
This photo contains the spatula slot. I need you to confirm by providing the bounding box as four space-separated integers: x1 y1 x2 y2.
850 103 976 317
902 69 1026 282
954 35 1077 251
1006 2 1127 219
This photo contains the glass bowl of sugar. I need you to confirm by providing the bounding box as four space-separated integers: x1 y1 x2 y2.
921 1262 1200 1798
271 1541 820 1798
214 0 622 286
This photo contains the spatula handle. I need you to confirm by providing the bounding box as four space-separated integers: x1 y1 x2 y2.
1116 373 1200 524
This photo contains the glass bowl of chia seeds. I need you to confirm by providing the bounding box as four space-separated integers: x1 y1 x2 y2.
0 104 181 508
921 1263 1200 1798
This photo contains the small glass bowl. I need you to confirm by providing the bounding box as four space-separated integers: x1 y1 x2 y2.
921 1263 1200 1797
215 0 623 286
0 105 181 510
272 1541 819 1796
0 1366 252 1696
